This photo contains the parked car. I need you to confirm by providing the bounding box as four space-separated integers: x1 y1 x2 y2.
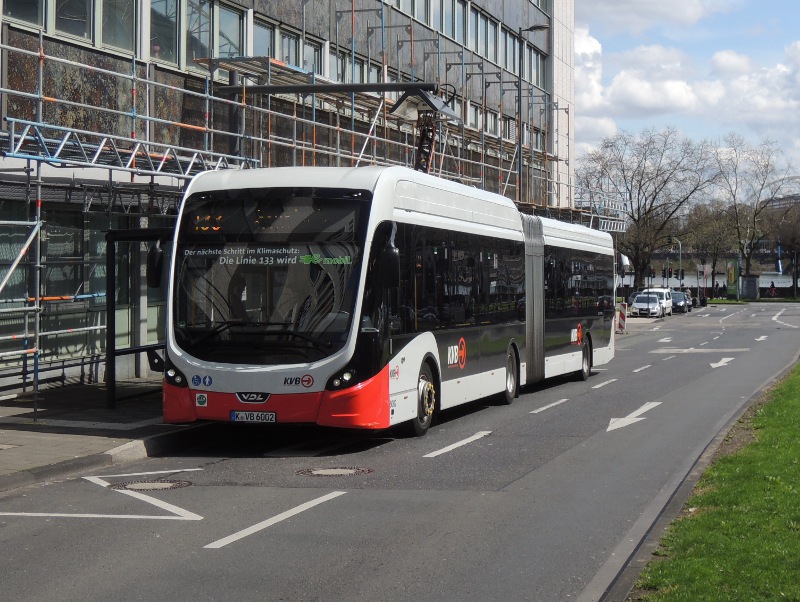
671 291 690 313
628 291 643 306
629 293 661 318
639 288 673 317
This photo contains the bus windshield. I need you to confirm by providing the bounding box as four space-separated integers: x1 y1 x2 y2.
172 186 371 364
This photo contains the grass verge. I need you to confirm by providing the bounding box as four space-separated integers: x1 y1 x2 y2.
630 362 800 601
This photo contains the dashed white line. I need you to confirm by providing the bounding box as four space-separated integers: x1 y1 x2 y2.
592 379 617 389
530 399 569 414
204 491 347 549
662 355 676 361
632 365 651 373
424 431 492 458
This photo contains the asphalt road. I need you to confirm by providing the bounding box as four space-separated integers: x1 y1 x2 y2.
1 303 798 602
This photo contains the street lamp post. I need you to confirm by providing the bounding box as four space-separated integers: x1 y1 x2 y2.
517 24 548 204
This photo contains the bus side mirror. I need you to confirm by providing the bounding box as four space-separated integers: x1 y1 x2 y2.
146 240 164 288
381 244 400 288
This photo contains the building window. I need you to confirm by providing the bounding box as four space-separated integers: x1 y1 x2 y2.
218 5 242 59
4 0 44 26
414 0 429 24
443 0 454 38
469 104 482 130
151 0 178 62
186 0 211 67
102 0 136 51
56 0 92 39
303 39 323 74
454 0 466 45
486 19 497 63
254 21 274 58
485 110 498 136
504 29 517 75
281 30 300 67
469 8 478 51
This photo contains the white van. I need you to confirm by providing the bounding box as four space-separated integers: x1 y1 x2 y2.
639 288 673 317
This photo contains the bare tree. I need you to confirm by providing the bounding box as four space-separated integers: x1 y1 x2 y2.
685 199 737 293
577 127 717 287
713 134 790 275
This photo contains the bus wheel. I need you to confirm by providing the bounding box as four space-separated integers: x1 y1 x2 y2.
409 363 436 437
578 342 591 381
502 347 518 405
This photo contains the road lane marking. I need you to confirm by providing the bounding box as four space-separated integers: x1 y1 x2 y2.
424 431 492 458
657 337 672 343
530 399 568 414
651 348 749 354
632 365 651 373
773 309 799 329
755 335 768 341
700 342 709 346
204 491 347 549
0 469 205 521
662 355 676 361
592 379 617 389
710 357 735 369
607 402 661 432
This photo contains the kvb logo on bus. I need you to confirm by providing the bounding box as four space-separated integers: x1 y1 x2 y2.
447 337 467 369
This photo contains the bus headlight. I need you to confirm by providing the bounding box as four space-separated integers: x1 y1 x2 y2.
328 369 357 390
164 362 188 388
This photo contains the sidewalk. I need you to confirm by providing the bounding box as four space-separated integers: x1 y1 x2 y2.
0 379 205 493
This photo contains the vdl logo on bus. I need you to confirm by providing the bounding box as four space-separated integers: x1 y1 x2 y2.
447 337 467 369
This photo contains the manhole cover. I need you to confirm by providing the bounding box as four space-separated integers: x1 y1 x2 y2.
296 467 373 477
110 480 192 491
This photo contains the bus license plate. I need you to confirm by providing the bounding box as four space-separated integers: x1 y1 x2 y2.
231 411 276 423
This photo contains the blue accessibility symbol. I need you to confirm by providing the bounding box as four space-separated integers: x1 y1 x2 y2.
192 375 201 386
203 375 213 387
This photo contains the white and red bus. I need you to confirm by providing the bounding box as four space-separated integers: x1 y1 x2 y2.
151 166 615 435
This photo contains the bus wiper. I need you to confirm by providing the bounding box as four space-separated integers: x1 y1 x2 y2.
188 320 248 345
260 328 333 348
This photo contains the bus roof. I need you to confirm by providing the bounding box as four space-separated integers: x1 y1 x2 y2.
185 165 524 235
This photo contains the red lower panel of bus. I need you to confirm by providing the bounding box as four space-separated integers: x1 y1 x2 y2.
162 366 390 429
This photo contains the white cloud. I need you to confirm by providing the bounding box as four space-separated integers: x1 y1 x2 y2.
575 0 738 35
573 2 800 166
710 50 753 76
606 72 698 116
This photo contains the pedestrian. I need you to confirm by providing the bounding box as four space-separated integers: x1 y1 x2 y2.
770 281 777 298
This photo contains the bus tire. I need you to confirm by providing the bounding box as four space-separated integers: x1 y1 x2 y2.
578 341 591 381
502 346 519 405
409 362 436 437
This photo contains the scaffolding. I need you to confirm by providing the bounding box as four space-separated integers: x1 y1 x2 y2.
0 3 595 400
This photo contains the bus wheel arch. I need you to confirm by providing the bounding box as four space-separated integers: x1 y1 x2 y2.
502 343 520 405
408 356 439 437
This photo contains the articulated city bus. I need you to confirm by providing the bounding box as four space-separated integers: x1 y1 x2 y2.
150 166 615 435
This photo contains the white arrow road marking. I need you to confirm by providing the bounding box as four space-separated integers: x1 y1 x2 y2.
755 335 768 341
772 309 799 329
607 402 661 432
424 431 492 458
592 379 618 389
204 491 347 549
0 469 204 520
710 357 735 369
530 399 569 414
657 337 672 343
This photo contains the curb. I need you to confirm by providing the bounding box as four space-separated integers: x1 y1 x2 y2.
0 423 212 494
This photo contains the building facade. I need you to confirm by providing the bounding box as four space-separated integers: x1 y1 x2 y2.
0 0 574 394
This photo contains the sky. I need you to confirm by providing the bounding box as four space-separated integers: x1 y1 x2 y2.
573 0 800 167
